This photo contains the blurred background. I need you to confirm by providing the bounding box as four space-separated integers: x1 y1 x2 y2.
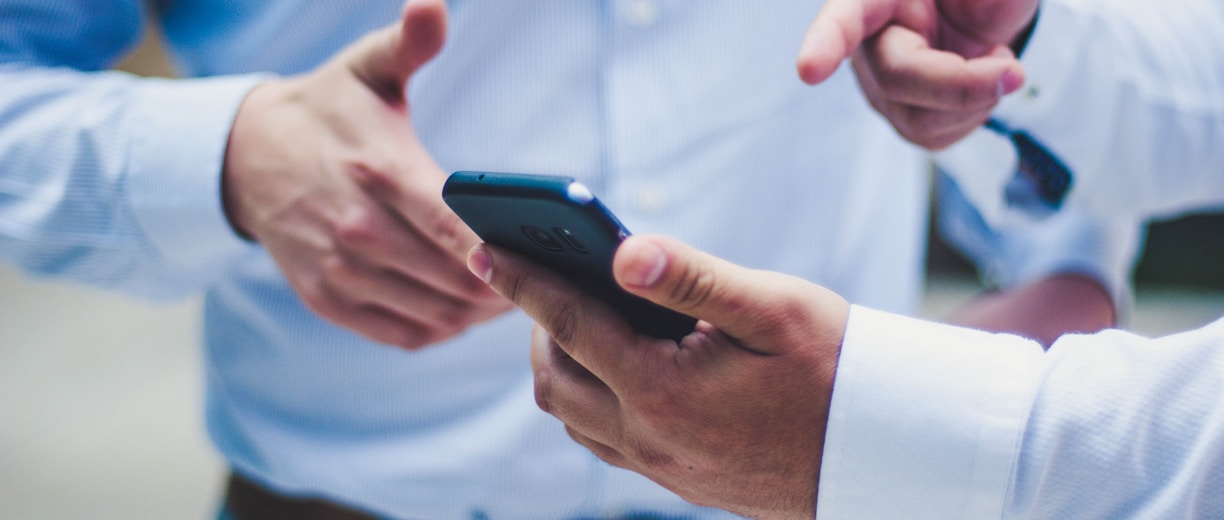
2 22 1222 520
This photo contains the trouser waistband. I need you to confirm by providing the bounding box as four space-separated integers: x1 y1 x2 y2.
222 471 382 520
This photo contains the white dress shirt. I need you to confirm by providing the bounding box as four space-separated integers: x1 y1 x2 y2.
939 0 1224 226
819 0 1224 517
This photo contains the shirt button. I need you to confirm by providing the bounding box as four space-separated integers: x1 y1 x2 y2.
625 0 660 27
633 186 667 214
1024 83 1042 101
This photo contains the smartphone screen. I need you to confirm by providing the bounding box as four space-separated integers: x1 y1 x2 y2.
443 171 696 341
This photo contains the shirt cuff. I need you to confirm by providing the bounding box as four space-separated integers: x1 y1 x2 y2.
125 74 268 276
816 306 1043 520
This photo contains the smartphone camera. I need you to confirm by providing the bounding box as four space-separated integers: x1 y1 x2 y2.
553 227 588 253
521 225 564 252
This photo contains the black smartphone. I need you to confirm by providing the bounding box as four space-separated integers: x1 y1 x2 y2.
443 171 696 341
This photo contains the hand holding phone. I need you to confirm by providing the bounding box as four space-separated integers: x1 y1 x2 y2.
443 171 697 341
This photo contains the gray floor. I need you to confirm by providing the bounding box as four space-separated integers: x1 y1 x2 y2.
1 266 1221 519
0 268 221 520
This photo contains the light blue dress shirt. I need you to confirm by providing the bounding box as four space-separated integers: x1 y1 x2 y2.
0 1 1137 518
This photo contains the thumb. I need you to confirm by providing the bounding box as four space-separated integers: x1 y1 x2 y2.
614 235 848 349
797 0 897 85
348 0 448 103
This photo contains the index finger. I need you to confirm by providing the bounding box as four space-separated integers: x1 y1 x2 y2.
352 154 483 264
797 0 898 85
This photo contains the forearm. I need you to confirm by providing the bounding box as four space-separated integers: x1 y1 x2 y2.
948 272 1114 348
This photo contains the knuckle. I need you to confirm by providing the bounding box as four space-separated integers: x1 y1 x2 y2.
318 253 358 287
501 269 583 344
873 59 907 89
415 328 455 347
422 323 463 345
546 302 582 350
625 436 675 471
864 94 891 121
291 269 335 312
333 208 380 248
384 324 430 350
953 78 995 108
298 282 336 317
668 260 717 312
749 283 829 345
631 387 675 425
894 109 942 150
585 443 624 469
954 83 978 107
763 293 816 333
908 108 945 134
565 426 623 468
347 160 399 193
424 205 471 253
502 266 528 306
413 306 476 344
533 366 556 414
434 300 480 332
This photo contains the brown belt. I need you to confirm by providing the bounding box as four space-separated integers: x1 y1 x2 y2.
223 472 383 520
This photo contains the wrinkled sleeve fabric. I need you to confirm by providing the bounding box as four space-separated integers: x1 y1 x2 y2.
818 305 1224 519
1004 319 1224 518
0 1 263 299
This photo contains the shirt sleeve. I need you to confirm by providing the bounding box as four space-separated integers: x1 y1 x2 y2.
932 170 1143 315
1005 318 1224 518
816 305 1043 519
0 1 264 299
818 305 1224 519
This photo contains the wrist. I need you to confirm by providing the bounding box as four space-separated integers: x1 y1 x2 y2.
221 81 284 242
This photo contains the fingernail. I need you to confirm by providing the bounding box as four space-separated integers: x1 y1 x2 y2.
998 68 1024 96
620 239 667 288
467 246 493 284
